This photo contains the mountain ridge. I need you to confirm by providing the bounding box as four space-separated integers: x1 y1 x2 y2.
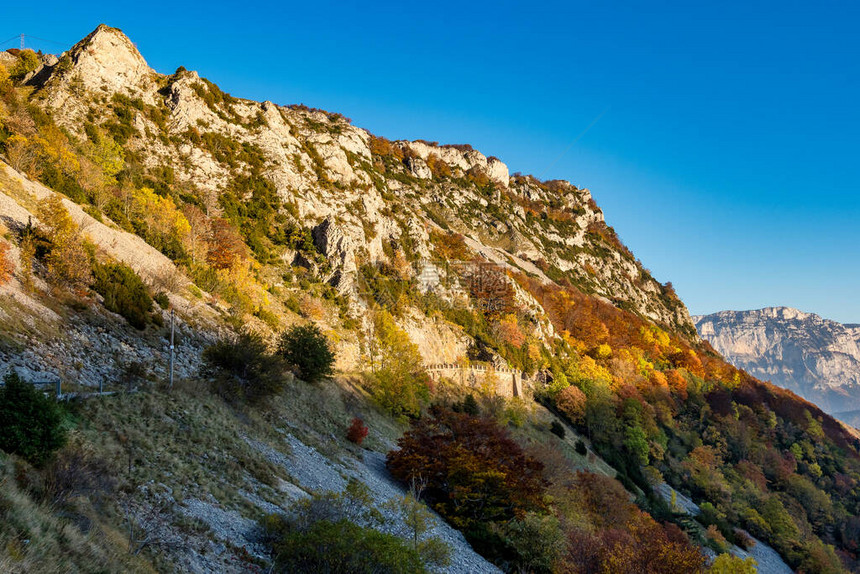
22 24 697 340
695 306 860 415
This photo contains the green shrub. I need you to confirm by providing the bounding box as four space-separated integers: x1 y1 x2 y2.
0 372 67 466
262 479 442 574
277 324 335 383
575 440 587 455
496 512 565 574
153 292 170 310
202 330 287 403
284 295 302 315
462 393 480 416
254 306 280 329
92 262 153 329
265 518 426 573
550 420 566 439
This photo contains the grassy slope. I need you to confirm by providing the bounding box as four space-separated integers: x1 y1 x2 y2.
0 361 616 572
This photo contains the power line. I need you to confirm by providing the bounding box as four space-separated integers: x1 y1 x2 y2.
24 35 70 47
0 33 70 50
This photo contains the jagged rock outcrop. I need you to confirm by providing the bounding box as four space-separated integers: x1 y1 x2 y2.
29 24 160 132
312 218 358 291
695 307 860 414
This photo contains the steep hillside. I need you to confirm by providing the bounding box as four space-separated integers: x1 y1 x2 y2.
25 24 694 338
695 307 860 416
1 25 859 574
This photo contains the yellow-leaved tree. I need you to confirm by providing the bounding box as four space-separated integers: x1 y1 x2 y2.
366 310 429 417
36 195 92 293
709 554 757 574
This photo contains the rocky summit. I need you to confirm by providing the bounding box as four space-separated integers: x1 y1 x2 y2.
695 307 860 417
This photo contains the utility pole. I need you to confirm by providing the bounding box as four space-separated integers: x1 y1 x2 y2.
168 309 175 390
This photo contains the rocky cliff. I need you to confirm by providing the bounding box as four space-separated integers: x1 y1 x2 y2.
695 307 860 415
22 24 695 340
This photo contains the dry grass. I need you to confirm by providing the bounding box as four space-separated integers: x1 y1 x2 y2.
1 348 617 573
0 457 155 573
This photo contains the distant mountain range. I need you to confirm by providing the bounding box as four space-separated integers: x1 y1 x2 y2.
695 307 860 423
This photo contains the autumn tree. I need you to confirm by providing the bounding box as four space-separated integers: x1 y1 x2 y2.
207 218 247 270
386 406 546 531
4 134 41 176
17 233 35 291
429 229 471 261
36 195 92 293
425 153 451 178
556 384 587 425
366 310 429 417
181 204 210 263
0 240 13 285
495 313 526 347
117 187 192 259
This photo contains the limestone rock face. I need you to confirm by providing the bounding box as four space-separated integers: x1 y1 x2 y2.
405 141 510 188
312 218 358 291
405 156 432 179
486 157 510 188
32 25 158 131
16 23 699 340
695 307 860 414
61 24 154 94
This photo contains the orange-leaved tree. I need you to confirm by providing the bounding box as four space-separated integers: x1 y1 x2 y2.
386 406 546 530
0 240 13 285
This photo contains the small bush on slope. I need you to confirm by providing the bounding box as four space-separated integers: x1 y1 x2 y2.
265 519 426 574
203 329 288 403
277 323 335 384
92 261 154 329
0 372 67 466
262 479 450 573
346 417 369 445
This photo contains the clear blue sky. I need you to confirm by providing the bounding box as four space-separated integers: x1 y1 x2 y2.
5 1 860 323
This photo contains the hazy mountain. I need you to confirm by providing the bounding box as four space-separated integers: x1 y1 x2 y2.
695 307 860 416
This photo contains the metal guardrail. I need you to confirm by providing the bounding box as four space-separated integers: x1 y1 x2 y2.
0 378 120 400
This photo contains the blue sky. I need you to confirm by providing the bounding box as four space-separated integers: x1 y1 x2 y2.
4 1 860 323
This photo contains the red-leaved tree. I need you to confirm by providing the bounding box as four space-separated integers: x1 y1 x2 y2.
346 417 369 446
386 406 546 530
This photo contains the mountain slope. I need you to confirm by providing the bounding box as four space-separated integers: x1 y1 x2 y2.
25 24 695 339
695 307 860 415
